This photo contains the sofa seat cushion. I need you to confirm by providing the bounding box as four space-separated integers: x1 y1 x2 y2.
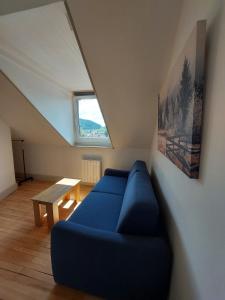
117 172 159 235
92 175 127 196
69 192 123 231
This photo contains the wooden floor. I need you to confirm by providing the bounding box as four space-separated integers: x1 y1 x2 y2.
0 181 100 300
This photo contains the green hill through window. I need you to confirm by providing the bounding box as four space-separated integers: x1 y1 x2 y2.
79 118 108 138
79 118 102 130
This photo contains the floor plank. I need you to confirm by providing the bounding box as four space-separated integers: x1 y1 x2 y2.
0 181 100 300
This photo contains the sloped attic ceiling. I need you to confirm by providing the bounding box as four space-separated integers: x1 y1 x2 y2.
0 1 92 145
0 2 92 91
0 0 182 149
67 0 182 149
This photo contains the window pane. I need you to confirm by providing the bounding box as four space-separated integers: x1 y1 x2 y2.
78 98 109 138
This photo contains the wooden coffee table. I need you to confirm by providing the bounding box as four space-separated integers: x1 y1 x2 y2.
31 178 81 229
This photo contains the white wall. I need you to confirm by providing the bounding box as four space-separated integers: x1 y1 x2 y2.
0 118 16 199
0 72 68 146
14 143 149 180
151 1 225 300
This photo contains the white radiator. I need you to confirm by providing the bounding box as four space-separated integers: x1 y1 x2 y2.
81 159 101 184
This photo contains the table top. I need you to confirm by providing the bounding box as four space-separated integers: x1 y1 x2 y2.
31 178 81 204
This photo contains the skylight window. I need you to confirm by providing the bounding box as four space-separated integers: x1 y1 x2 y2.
74 92 111 147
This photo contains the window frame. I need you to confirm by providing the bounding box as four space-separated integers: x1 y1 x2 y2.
73 92 111 147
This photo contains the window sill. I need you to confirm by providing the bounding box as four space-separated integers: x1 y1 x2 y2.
74 144 113 149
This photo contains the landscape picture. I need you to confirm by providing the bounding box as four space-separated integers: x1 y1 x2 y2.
158 20 206 178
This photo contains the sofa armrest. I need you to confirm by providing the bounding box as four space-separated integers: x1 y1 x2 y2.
51 221 172 299
104 168 129 177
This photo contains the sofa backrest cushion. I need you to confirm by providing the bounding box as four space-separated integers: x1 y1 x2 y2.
132 160 148 172
128 160 148 182
116 171 159 236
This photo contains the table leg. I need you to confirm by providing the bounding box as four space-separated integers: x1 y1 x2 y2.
75 183 80 202
64 184 80 202
32 201 42 226
64 192 70 201
46 203 59 229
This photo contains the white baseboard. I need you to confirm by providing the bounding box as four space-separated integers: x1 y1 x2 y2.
30 174 96 186
0 183 18 200
16 172 63 182
17 173 91 185
31 174 62 182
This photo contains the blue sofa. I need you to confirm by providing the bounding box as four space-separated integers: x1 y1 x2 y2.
51 161 172 299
